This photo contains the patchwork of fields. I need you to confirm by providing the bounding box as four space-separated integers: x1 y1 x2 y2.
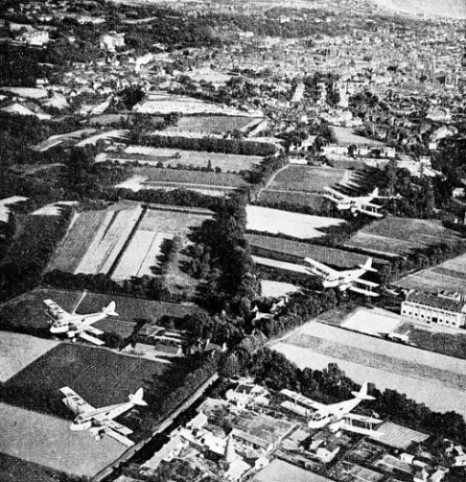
395 251 466 294
104 146 263 172
48 204 211 283
345 217 460 258
246 205 346 240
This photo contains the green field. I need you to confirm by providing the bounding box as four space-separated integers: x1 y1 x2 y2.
0 452 71 482
258 190 325 210
269 165 350 193
246 233 388 269
346 218 460 257
105 147 262 172
3 343 168 416
166 115 260 135
134 167 249 188
47 210 111 273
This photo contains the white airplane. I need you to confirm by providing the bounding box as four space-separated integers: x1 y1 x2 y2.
44 296 118 345
281 383 380 433
323 186 384 218
304 256 379 297
60 386 147 447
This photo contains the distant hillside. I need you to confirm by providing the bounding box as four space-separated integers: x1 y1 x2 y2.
373 0 466 18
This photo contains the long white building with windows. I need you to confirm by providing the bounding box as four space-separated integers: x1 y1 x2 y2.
401 290 466 329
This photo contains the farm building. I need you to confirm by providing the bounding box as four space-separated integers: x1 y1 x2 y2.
401 290 466 329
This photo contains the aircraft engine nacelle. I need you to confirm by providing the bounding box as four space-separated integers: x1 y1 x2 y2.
70 420 92 431
89 426 105 439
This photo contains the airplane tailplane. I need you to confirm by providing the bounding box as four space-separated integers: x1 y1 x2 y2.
351 382 375 401
129 388 148 407
359 257 377 273
103 301 119 317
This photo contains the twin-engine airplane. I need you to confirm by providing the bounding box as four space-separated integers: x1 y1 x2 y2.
304 256 379 297
306 382 376 429
60 386 147 447
44 295 118 345
282 382 381 435
324 187 384 218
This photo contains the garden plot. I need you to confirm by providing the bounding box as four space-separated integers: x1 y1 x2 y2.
268 165 353 193
105 146 262 172
111 207 212 282
75 206 143 274
247 205 346 240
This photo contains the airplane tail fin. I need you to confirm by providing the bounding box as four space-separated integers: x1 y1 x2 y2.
359 257 377 273
351 382 375 401
103 301 118 317
129 388 148 407
372 187 379 198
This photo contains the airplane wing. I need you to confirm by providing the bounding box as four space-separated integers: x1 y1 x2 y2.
356 202 384 218
323 186 349 202
78 331 105 346
345 413 383 424
105 419 133 436
349 279 380 297
84 325 104 335
304 258 338 278
104 427 135 447
280 389 327 411
60 387 95 415
44 299 70 320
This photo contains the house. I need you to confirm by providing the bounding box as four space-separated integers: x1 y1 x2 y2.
226 381 270 409
100 32 125 52
401 290 466 329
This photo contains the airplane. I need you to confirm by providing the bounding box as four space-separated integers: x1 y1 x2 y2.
44 295 118 345
307 382 376 429
323 186 384 218
60 386 147 447
304 256 380 297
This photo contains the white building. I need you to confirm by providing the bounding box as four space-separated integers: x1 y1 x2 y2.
401 291 466 329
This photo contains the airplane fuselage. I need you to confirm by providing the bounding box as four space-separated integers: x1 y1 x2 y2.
49 313 106 334
320 268 365 290
308 397 361 429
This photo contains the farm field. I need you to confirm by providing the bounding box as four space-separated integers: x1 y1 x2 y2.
271 321 466 417
246 205 346 240
104 146 262 171
395 251 466 295
0 402 126 479
75 206 143 275
165 115 262 135
257 190 325 210
346 217 460 257
0 332 59 383
246 233 389 269
3 343 168 416
112 206 211 283
268 165 354 193
48 203 210 284
133 93 246 116
252 255 309 274
132 167 249 187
